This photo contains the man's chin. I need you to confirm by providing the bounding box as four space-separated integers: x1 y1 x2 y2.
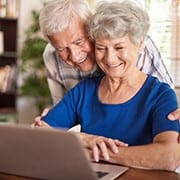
78 63 95 72
76 59 95 72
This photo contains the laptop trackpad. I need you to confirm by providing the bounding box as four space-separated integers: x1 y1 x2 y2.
96 171 109 178
91 162 128 180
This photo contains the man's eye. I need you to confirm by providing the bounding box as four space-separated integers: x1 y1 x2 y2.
75 37 87 45
56 48 65 53
96 47 105 51
75 38 86 45
75 40 83 45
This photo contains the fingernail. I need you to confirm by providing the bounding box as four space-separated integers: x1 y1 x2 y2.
105 155 109 161
94 155 99 162
104 153 109 161
95 157 99 162
38 121 42 126
42 113 46 116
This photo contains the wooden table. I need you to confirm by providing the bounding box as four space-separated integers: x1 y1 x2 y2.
119 168 179 180
0 168 179 180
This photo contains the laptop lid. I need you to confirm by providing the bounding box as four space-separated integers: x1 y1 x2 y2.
0 124 128 179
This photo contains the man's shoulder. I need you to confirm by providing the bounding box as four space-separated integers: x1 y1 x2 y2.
44 43 55 53
43 43 73 67
143 35 159 54
43 43 56 63
43 43 67 69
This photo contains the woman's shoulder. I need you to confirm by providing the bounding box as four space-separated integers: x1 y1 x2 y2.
148 75 171 87
147 75 174 95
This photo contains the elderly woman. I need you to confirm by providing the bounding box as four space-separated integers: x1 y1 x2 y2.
35 0 179 171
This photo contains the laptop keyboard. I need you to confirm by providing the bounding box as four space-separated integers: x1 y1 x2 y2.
96 171 109 178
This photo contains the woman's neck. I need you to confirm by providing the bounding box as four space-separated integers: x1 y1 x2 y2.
98 71 147 104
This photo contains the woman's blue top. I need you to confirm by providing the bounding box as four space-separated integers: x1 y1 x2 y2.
43 75 179 145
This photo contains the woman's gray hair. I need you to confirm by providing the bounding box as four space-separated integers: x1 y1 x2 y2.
87 0 150 45
39 0 92 40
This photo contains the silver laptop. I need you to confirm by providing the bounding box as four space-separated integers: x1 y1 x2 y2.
0 124 128 179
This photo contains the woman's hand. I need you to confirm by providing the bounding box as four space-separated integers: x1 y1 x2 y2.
31 108 51 128
76 132 128 162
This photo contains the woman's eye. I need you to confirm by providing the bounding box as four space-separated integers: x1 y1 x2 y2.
115 47 124 50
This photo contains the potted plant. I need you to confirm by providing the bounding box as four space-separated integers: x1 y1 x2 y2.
20 10 52 112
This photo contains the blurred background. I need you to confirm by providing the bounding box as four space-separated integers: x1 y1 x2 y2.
0 0 179 125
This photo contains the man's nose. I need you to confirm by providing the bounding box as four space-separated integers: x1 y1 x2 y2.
68 47 81 62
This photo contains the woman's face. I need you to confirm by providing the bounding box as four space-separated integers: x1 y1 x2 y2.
95 35 142 78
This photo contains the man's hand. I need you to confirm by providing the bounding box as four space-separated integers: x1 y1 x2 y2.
168 108 180 143
31 108 51 128
168 108 180 122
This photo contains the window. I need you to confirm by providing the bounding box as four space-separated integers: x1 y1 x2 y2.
171 0 180 61
89 0 179 61
145 0 172 63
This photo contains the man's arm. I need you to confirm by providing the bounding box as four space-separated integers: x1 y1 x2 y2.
47 77 65 104
137 36 174 88
43 43 66 104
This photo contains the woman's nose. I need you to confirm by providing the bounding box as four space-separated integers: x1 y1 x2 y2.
104 49 117 64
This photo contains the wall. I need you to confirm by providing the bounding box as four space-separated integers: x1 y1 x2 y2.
18 0 43 50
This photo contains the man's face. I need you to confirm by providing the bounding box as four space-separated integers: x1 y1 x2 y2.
48 15 95 72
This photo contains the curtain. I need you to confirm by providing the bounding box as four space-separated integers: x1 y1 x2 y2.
171 0 180 61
